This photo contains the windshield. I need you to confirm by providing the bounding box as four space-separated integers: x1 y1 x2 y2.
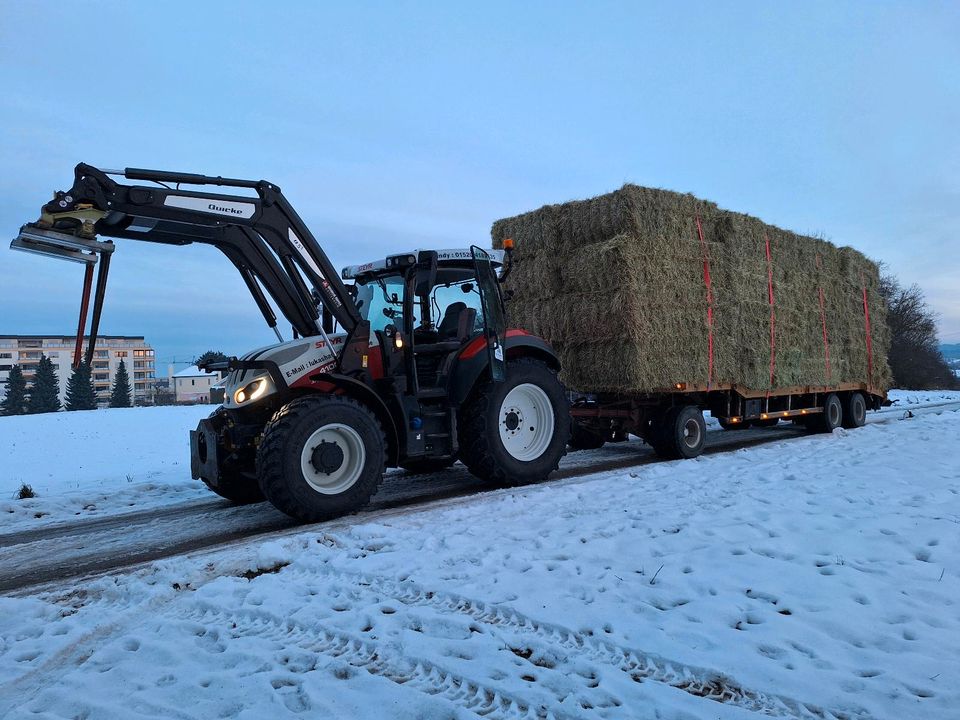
354 272 486 336
355 276 410 334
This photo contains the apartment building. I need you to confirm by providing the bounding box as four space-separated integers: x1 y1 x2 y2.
0 335 155 407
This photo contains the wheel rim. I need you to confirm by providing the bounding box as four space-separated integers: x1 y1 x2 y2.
300 423 366 495
682 417 702 448
499 383 555 461
828 400 841 427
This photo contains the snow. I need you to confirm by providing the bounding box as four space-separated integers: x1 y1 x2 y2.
0 406 214 526
0 399 958 718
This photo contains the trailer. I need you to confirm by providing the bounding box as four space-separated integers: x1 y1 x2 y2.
492 184 890 459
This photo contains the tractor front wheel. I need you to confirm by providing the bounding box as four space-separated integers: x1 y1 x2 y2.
257 395 386 522
458 357 570 486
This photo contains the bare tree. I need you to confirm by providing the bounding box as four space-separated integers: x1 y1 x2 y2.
879 268 958 389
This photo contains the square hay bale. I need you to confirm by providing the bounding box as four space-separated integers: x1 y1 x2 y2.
493 184 892 394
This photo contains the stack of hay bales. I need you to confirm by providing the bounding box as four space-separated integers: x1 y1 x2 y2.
492 185 891 395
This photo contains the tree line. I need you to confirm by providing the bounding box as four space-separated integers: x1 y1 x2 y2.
1 356 133 415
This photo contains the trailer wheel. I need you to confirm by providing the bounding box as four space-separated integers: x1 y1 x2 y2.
202 464 264 505
458 357 570 486
842 392 867 429
257 395 386 522
811 393 843 433
652 406 707 459
568 424 607 450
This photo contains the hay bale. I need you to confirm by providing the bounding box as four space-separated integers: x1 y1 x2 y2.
493 184 892 394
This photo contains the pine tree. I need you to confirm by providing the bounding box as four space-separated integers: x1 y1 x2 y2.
1 365 28 416
26 354 61 414
110 359 133 408
65 361 98 411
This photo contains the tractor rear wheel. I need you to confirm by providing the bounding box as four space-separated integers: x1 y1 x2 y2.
458 357 569 486
257 395 386 522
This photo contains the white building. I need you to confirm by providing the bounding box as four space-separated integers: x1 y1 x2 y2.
0 335 155 407
172 365 223 404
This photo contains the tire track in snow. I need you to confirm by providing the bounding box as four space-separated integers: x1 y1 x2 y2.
284 564 869 720
168 600 582 720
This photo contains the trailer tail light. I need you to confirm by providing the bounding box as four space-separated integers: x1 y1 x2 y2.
674 382 686 390
503 238 514 250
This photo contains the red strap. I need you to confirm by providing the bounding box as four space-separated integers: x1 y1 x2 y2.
764 233 776 386
696 216 714 388
861 276 873 381
816 253 831 381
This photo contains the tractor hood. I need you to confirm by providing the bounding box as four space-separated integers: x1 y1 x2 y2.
221 333 347 409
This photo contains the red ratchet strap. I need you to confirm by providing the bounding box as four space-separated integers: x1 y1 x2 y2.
861 274 873 380
816 253 832 381
764 234 776 387
696 216 714 388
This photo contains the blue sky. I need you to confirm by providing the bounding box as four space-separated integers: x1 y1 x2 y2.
2 1 958 372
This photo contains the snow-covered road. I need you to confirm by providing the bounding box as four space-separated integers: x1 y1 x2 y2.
0 394 958 719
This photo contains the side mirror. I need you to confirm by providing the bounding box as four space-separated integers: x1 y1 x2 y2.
414 250 438 296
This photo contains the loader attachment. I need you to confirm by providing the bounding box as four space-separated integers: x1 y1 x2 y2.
12 223 115 368
9 163 364 356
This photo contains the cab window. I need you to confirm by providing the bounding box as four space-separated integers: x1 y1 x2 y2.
429 280 484 334
355 276 416 334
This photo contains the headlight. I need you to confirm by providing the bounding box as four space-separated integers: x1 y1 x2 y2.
234 377 269 405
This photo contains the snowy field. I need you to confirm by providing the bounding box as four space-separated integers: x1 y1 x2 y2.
0 405 215 526
0 394 958 718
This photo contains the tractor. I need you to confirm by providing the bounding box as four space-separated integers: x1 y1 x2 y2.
11 164 570 521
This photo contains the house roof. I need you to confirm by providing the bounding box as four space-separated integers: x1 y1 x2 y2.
172 365 213 378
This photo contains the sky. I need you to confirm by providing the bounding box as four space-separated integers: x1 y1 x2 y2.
1 1 958 373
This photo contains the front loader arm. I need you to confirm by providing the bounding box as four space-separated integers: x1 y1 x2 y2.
12 163 363 364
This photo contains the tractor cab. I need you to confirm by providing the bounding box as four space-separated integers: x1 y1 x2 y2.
343 248 507 395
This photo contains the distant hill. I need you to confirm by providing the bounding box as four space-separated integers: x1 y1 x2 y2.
940 344 960 361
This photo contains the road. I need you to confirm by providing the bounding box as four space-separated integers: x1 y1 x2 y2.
1 400 956 595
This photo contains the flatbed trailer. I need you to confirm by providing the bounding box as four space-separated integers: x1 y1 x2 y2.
567 379 886 457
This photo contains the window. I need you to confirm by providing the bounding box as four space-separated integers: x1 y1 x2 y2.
0 353 11 359
0 365 11 371
133 349 154 358
94 350 109 359
18 339 41 348
115 351 128 357
94 373 109 381
94 361 109 369
135 382 146 390
355 276 412 334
